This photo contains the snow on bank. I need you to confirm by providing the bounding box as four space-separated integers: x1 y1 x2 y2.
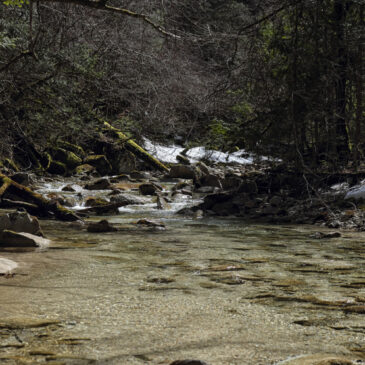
345 180 365 200
142 138 257 165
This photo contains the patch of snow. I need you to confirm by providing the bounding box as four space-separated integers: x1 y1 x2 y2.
142 138 256 165
345 183 365 200
330 182 349 191
0 257 18 275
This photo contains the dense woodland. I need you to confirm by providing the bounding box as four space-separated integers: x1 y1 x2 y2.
0 0 364 173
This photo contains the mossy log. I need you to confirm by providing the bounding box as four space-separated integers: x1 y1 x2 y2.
0 173 80 221
103 122 169 173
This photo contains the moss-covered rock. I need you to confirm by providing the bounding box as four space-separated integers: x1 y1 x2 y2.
75 164 95 175
83 155 112 176
40 152 52 171
57 141 86 158
49 147 82 170
176 154 190 165
103 122 169 172
47 161 67 175
85 197 109 207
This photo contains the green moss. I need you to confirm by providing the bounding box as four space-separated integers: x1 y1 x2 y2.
57 141 86 158
4 158 19 172
49 147 82 170
83 155 112 176
75 164 95 175
103 122 169 172
40 152 52 170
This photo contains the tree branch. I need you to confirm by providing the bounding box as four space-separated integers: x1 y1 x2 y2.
35 0 180 39
0 50 32 73
238 0 303 34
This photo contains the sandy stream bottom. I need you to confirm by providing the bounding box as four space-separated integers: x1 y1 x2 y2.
0 218 364 365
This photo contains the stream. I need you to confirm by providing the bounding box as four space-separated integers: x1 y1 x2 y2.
0 177 364 364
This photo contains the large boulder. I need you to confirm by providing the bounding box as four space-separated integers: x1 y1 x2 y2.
139 183 162 196
75 164 96 176
199 174 222 189
117 151 136 173
83 155 112 176
49 147 82 170
84 178 112 190
0 230 50 248
10 172 34 186
47 160 67 175
0 211 43 236
169 165 196 179
237 179 258 194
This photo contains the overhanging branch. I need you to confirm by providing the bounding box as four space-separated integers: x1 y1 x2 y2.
36 0 180 39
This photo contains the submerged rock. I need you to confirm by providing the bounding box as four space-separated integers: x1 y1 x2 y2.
87 219 117 233
0 230 51 248
135 219 165 228
279 353 354 364
170 361 210 365
310 231 341 239
0 211 43 236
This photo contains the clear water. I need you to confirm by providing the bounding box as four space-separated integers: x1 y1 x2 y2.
0 179 364 364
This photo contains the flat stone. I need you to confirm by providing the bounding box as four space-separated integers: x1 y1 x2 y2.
0 230 51 248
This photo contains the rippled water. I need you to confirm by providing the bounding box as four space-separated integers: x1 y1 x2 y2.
0 179 364 364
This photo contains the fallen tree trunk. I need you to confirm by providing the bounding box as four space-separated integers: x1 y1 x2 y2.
103 122 169 173
0 173 80 221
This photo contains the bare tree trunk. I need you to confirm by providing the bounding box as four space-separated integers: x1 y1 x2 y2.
354 4 364 171
333 0 350 163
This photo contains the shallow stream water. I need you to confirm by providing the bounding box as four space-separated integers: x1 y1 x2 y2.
0 178 364 364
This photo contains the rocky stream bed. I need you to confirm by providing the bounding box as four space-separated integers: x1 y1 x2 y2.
0 167 364 364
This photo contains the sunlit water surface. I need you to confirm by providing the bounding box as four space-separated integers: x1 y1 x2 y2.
0 179 364 364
